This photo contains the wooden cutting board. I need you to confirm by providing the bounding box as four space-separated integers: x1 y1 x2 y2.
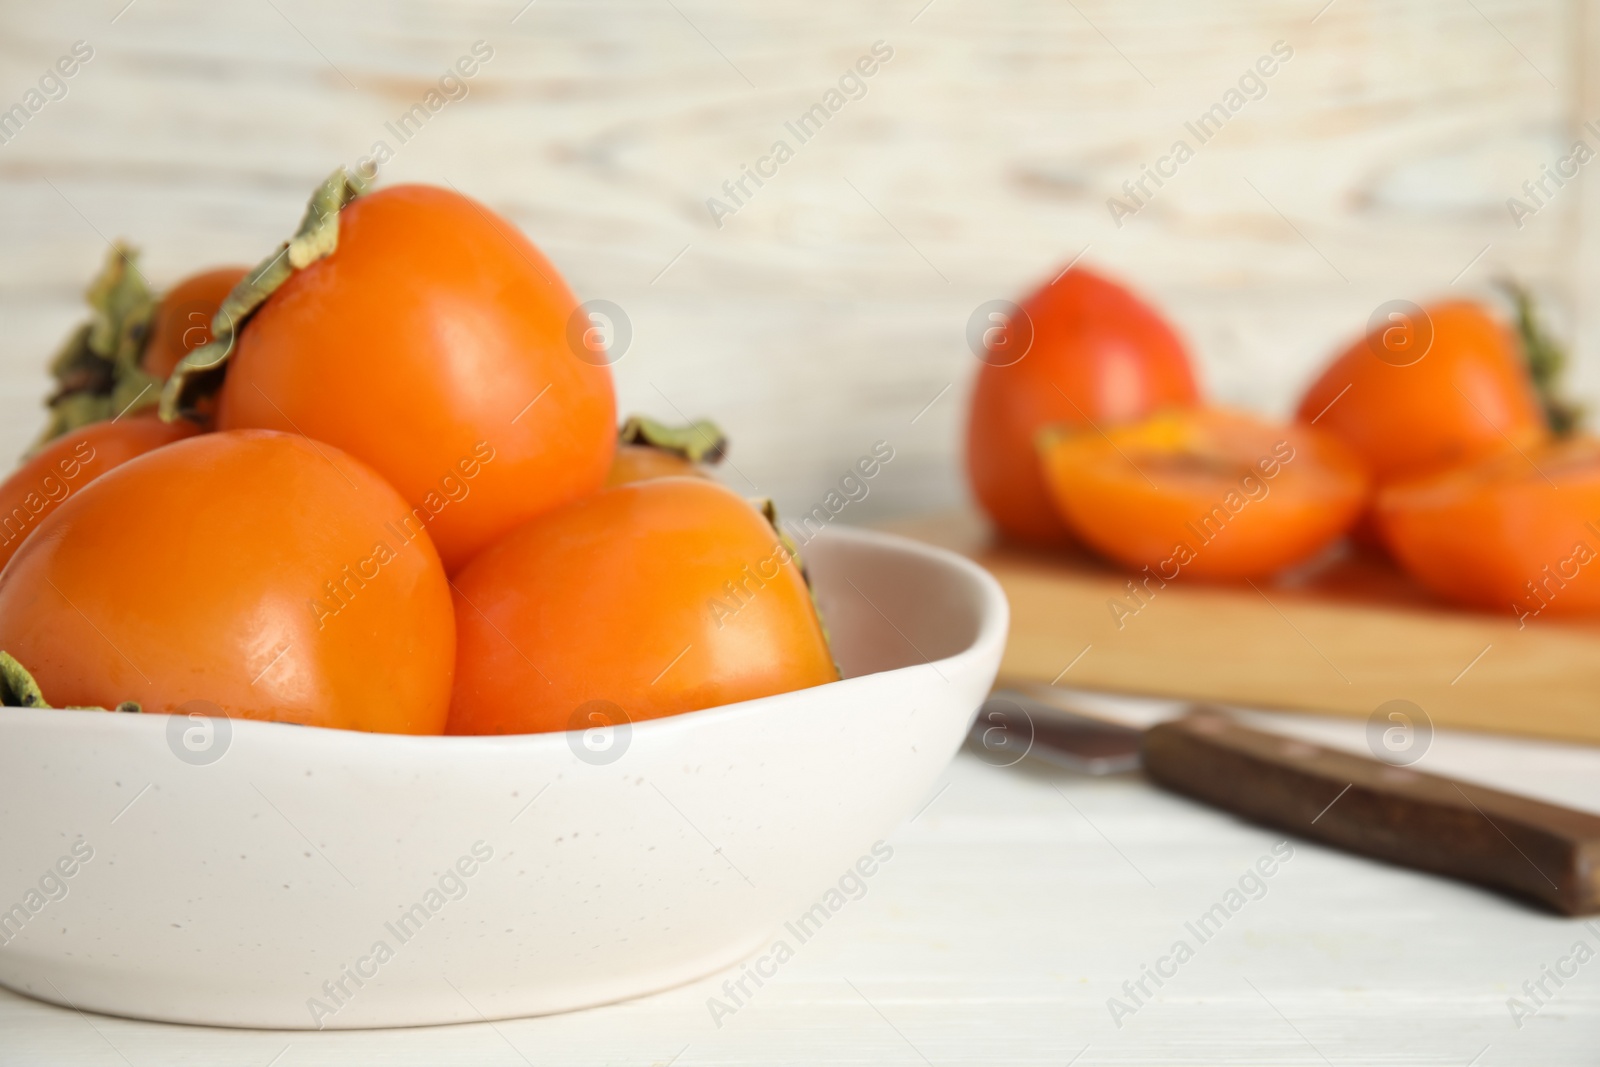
882 511 1600 746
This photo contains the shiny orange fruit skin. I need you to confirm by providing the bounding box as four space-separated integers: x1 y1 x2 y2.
604 444 709 487
1039 408 1368 580
447 477 838 735
966 266 1199 548
0 418 198 574
1375 438 1600 616
1295 301 1547 484
216 184 617 571
0 430 455 732
142 266 250 380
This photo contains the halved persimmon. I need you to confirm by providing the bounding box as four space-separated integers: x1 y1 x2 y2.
1375 437 1600 617
0 429 455 732
446 477 837 735
0 418 198 574
1039 408 1368 580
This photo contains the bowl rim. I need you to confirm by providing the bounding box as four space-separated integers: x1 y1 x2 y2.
0 524 1008 754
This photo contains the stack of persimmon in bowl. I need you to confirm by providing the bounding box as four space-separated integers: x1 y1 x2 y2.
0 171 1006 1028
967 266 1599 622
1 173 844 734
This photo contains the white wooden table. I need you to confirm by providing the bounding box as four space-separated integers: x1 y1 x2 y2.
3 694 1596 1065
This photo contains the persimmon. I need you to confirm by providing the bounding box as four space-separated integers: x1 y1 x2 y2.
1295 300 1548 484
209 181 616 571
608 447 703 487
1375 437 1600 617
605 416 726 487
142 266 250 381
1039 408 1368 580
966 265 1199 548
0 418 197 574
446 477 837 735
0 430 454 733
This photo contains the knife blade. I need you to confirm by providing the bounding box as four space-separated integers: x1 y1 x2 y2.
969 689 1142 775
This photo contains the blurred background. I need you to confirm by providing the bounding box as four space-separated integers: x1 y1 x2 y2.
0 0 1589 523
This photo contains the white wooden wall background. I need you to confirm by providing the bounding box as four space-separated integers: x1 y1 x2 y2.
0 0 1589 523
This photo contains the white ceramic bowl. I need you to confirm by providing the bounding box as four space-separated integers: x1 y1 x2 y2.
0 525 1006 1029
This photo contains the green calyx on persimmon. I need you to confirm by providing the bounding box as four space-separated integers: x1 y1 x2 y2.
160 167 370 421
32 245 163 451
619 415 728 465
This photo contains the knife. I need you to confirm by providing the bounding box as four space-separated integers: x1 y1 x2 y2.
970 688 1600 917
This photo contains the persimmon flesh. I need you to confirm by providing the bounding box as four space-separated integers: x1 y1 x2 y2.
1039 408 1368 580
1375 437 1600 616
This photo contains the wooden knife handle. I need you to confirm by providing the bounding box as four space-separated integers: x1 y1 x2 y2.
1142 710 1600 916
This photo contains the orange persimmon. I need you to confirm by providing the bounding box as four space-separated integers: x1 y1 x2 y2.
142 266 250 381
966 266 1199 548
1375 437 1600 617
215 184 616 571
0 418 197 574
606 445 706 486
605 416 726 487
1039 408 1368 580
0 430 455 732
1295 301 1547 484
446 477 837 735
